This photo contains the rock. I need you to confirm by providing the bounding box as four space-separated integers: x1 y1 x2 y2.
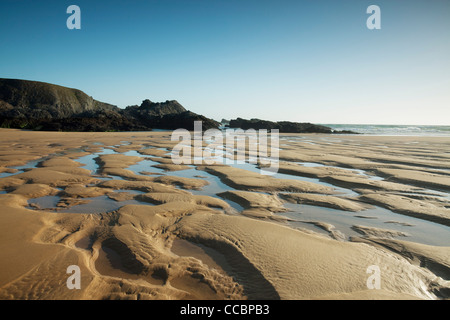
228 117 333 133
122 100 220 130
124 99 187 117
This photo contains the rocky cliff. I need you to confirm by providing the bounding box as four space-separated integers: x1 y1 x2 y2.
0 79 219 131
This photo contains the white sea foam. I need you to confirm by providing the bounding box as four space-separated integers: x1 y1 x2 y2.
323 124 450 136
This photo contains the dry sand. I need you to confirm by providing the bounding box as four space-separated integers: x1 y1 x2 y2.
0 129 449 300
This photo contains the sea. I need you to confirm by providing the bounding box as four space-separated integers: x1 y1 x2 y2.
322 124 450 137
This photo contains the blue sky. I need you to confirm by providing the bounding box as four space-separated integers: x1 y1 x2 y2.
0 0 449 125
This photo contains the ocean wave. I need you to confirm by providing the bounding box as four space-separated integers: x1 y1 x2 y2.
322 124 450 136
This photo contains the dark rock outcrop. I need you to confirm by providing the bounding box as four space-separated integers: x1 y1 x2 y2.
228 118 333 133
124 99 187 117
227 118 359 134
122 100 220 131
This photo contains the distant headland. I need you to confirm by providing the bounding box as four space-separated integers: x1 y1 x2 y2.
0 78 356 134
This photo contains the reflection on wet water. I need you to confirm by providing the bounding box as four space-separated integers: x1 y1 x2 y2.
59 195 145 214
282 203 450 246
28 193 148 214
5 142 450 247
0 158 45 178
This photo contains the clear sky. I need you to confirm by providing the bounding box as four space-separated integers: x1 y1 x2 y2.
0 0 449 125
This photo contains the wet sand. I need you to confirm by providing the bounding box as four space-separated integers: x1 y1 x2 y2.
0 128 449 300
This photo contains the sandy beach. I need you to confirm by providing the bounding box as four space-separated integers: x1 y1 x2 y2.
0 128 449 300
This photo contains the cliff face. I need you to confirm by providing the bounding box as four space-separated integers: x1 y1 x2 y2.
0 79 219 131
0 78 117 120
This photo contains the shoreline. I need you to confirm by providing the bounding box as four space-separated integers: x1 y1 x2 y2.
0 128 449 300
